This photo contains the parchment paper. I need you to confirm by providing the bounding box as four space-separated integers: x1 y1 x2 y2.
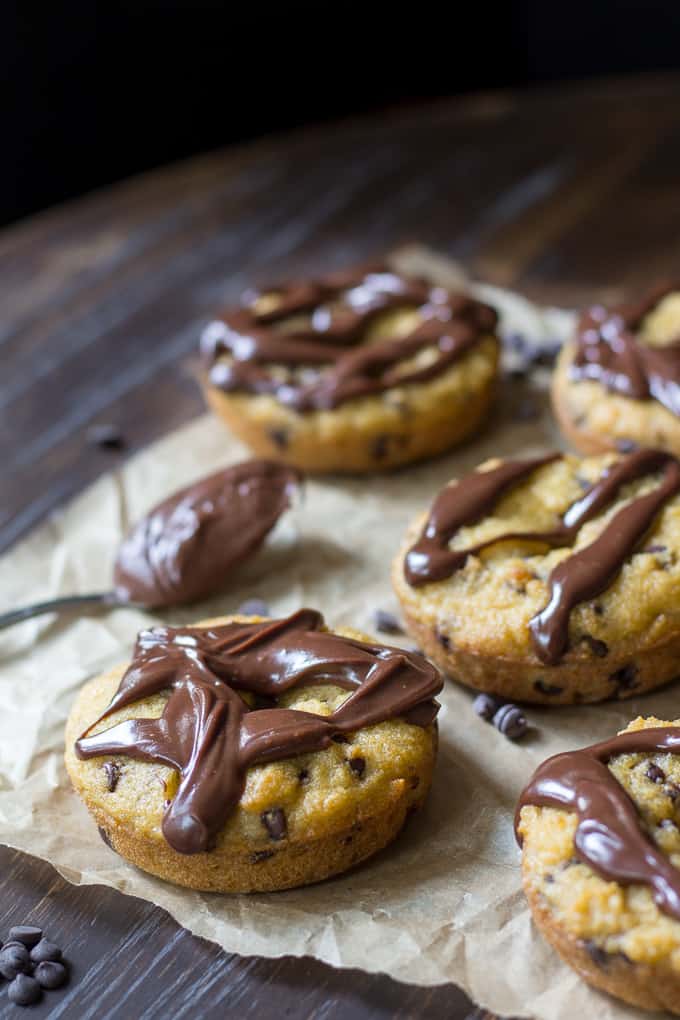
0 247 675 1019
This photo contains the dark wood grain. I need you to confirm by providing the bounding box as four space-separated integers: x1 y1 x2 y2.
2 73 680 1018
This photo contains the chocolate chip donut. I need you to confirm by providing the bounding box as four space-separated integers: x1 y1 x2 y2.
64 610 441 893
200 263 500 473
552 283 680 457
516 717 680 1012
392 448 680 704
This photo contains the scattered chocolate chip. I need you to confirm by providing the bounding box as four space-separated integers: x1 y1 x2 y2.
34 960 68 990
576 475 591 491
348 756 366 778
86 423 125 450
103 761 121 792
267 427 289 450
261 807 287 841
533 679 564 696
659 818 677 830
237 598 270 617
646 763 666 784
297 768 309 784
492 704 528 740
473 693 503 720
0 943 30 979
371 434 390 460
645 543 667 554
583 939 609 968
615 439 638 453
331 734 348 744
591 603 604 616
249 850 275 864
609 663 639 693
581 635 609 658
666 782 680 801
98 826 115 850
435 628 451 649
8 926 42 950
30 940 62 964
371 609 403 635
544 872 554 884
8 973 42 1006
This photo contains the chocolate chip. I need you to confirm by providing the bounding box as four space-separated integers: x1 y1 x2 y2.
492 704 528 740
34 960 68 990
371 609 403 635
583 939 609 969
591 603 604 616
30 939 61 964
249 850 275 864
342 835 353 845
237 598 270 617
576 475 591 491
268 427 289 450
410 775 420 789
261 808 287 841
645 543 667 554
666 782 680 801
98 826 115 850
659 818 677 831
646 763 666 784
348 756 366 778
8 973 42 1005
0 943 30 979
473 693 502 720
86 423 125 450
533 679 564 696
371 435 390 460
615 439 638 453
298 768 309 784
103 761 121 792
8 926 42 949
331 733 348 744
609 663 639 693
581 635 608 658
435 628 451 649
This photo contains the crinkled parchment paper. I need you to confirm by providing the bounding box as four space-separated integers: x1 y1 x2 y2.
0 247 674 1019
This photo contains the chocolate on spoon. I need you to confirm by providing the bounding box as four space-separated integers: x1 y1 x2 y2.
0 460 300 630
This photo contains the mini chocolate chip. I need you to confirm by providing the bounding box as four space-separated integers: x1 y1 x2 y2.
666 782 680 801
34 960 68 990
615 439 638 453
645 543 667 554
372 609 403 635
103 761 121 792
0 943 30 979
298 768 309 784
237 598 270 617
8 973 42 1005
8 926 43 949
660 818 677 830
331 734 348 744
591 603 604 616
609 663 639 693
98 826 115 850
268 427 289 450
86 423 125 450
473 693 503 720
249 850 275 864
533 679 564 696
30 939 62 964
261 808 287 841
435 628 451 649
581 635 608 658
583 939 609 968
348 756 366 778
371 435 390 460
492 704 528 740
646 763 666 784
576 475 591 491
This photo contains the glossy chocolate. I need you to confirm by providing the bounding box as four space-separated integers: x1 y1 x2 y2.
75 609 442 854
113 460 299 608
405 449 680 663
201 265 497 411
516 727 680 921
572 282 680 415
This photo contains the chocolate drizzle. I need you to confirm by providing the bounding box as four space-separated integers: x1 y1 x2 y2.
113 460 299 608
201 265 497 411
404 449 680 664
75 609 442 854
516 727 680 922
572 283 680 416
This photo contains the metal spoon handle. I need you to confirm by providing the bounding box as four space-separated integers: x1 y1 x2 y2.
0 592 139 631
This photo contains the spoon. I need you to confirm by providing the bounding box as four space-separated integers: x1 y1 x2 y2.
0 592 147 630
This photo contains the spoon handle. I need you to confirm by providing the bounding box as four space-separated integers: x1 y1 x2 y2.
0 592 139 631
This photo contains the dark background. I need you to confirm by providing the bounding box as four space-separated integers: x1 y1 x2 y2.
4 0 680 227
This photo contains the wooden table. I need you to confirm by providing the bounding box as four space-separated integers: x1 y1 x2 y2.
2 72 680 1018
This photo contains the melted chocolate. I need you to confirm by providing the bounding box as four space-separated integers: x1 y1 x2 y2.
516 727 680 921
75 609 442 854
201 265 497 411
113 460 299 608
572 282 680 416
405 449 680 664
